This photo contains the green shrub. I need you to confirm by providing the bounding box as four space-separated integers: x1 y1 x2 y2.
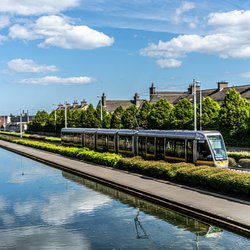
228 151 250 161
238 159 250 169
228 157 237 167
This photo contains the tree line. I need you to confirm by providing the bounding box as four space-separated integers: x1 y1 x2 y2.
29 88 250 145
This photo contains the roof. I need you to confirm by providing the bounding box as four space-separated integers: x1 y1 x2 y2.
101 99 145 113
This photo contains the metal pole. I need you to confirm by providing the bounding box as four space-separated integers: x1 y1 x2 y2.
193 79 197 131
200 83 202 131
65 102 67 128
20 109 22 138
55 109 57 134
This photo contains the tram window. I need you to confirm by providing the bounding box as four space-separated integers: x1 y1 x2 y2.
107 135 115 151
175 140 185 158
85 134 95 148
146 137 155 155
165 139 175 156
119 136 133 152
96 135 103 149
138 137 146 156
197 140 213 161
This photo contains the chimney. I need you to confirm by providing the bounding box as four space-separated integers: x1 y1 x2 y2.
73 100 78 108
217 81 228 91
149 83 156 100
81 99 87 106
133 93 139 107
101 93 106 107
188 84 200 94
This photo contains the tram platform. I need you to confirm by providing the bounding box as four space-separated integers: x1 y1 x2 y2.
0 139 249 237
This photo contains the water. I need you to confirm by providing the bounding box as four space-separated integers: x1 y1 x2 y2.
0 148 249 249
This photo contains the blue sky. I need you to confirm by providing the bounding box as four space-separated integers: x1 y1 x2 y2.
1 0 250 115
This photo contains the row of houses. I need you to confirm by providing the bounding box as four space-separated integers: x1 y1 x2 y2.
0 112 33 132
55 81 250 113
1 81 250 132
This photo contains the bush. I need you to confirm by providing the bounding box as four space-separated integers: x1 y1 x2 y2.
238 159 250 169
228 157 237 167
228 151 250 161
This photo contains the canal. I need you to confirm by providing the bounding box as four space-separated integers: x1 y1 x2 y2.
0 148 249 249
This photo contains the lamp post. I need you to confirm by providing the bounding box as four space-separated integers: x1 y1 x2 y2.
199 82 202 131
64 102 67 128
193 79 200 131
20 109 23 138
97 95 103 126
52 104 57 135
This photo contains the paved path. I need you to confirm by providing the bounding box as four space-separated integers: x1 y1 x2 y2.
0 140 249 237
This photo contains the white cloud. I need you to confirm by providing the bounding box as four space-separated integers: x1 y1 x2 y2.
19 76 95 85
0 0 80 16
156 58 182 68
8 59 58 73
0 34 7 44
173 1 195 25
141 9 250 68
240 71 250 78
9 15 114 49
0 15 9 29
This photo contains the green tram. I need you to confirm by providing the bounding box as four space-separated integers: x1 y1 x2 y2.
61 128 228 168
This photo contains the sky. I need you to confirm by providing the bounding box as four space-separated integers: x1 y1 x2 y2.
1 0 250 115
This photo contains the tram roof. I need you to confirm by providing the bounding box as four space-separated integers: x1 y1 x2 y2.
137 130 220 139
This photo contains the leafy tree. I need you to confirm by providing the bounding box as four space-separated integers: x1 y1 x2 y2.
148 99 173 129
219 88 250 136
200 97 220 130
110 106 124 128
137 101 152 129
84 104 99 128
121 105 138 129
29 110 49 132
171 98 193 130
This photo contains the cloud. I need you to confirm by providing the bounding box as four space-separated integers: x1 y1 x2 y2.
0 15 9 29
240 71 250 78
156 58 182 68
0 0 80 16
9 15 114 49
19 76 96 85
173 1 195 24
0 34 7 44
141 9 250 68
8 59 58 73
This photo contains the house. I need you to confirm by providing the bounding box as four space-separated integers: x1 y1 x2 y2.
97 93 145 113
5 112 34 132
56 99 88 111
149 81 250 105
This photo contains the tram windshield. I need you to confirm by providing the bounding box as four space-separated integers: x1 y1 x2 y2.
207 135 227 161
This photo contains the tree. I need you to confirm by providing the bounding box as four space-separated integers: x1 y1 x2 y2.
137 101 152 129
110 106 124 128
219 88 250 136
29 110 49 132
148 99 173 129
200 97 220 130
84 104 99 128
121 105 138 129
171 98 193 130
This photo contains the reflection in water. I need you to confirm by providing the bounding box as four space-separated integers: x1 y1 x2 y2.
62 171 222 238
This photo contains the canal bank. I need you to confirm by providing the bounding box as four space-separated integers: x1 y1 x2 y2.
0 140 249 238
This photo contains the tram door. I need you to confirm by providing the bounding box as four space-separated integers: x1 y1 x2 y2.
156 138 165 160
186 140 193 163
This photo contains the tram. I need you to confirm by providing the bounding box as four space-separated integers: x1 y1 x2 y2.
61 128 228 168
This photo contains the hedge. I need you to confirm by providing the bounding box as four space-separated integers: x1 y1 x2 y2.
0 135 249 196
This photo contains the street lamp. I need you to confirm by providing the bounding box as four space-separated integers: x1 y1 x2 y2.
52 104 57 135
193 79 200 131
97 95 103 125
64 101 67 128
